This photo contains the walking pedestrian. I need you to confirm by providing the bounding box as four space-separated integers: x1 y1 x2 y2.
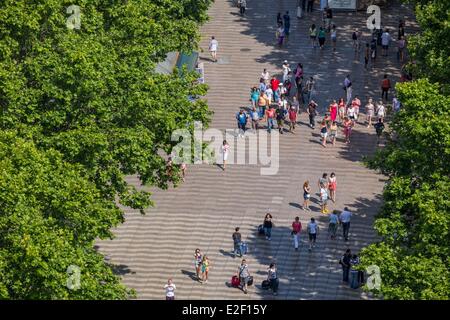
320 184 329 214
343 117 353 144
267 263 279 295
282 60 291 83
309 24 318 48
238 259 251 294
329 121 338 146
265 105 276 133
276 23 285 47
397 35 406 62
250 87 259 108
343 74 352 105
303 180 311 211
350 254 360 289
221 140 230 171
201 256 211 283
292 216 302 250
339 249 352 283
307 0 314 13
338 98 346 123
325 6 333 31
352 29 359 51
238 0 246 15
329 100 338 122
263 213 273 240
398 19 405 40
194 248 203 279
318 26 326 49
276 104 286 134
307 218 319 251
370 36 377 60
276 12 283 25
250 107 259 130
376 100 386 123
270 76 281 102
164 279 176 300
261 68 270 85
328 172 337 202
209 36 219 62
347 103 356 122
288 105 297 133
232 227 243 257
258 91 269 118
283 11 291 40
320 120 328 148
236 109 248 137
365 97 375 128
374 118 385 145
364 42 370 69
381 29 391 56
307 100 318 129
381 74 391 101
340 207 352 241
352 96 361 121
304 76 315 104
318 172 328 190
328 210 339 239
331 24 337 51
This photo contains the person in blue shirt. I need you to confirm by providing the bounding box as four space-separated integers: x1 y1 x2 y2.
236 110 248 137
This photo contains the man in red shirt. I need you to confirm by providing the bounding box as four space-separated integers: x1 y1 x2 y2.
270 77 280 102
288 105 298 132
292 217 302 250
381 74 391 101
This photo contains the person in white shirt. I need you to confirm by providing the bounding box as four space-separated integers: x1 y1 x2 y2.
282 60 291 83
347 104 356 121
381 29 391 56
307 218 319 251
164 279 176 300
209 36 219 62
376 101 386 122
265 86 273 104
339 207 351 241
221 140 230 171
261 69 270 84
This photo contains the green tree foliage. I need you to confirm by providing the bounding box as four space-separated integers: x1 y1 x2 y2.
360 80 450 299
0 0 212 210
0 132 132 299
0 0 212 298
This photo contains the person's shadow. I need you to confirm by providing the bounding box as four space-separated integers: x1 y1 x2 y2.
181 269 198 281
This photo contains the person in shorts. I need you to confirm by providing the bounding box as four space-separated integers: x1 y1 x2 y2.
320 186 329 214
307 218 319 251
238 259 251 294
320 120 328 147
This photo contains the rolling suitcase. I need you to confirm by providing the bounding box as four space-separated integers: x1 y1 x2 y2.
261 280 271 290
231 275 240 287
247 276 254 286
258 224 265 235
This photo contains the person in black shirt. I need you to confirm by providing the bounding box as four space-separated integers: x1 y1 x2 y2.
263 213 273 240
307 100 318 129
374 118 385 145
340 249 352 283
276 106 285 134
325 7 333 31
232 227 242 257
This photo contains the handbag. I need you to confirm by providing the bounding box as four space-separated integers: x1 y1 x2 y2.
247 276 254 286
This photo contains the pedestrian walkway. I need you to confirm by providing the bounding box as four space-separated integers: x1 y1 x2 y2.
96 0 418 300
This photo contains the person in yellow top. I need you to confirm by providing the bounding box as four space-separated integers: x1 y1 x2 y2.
309 24 318 48
201 256 211 283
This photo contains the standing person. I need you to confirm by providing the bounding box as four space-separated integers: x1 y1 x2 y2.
221 140 230 171
277 23 285 47
329 121 338 146
343 74 352 105
263 213 273 241
250 107 260 130
276 104 286 134
307 0 314 13
328 172 337 203
264 85 273 105
267 263 279 296
347 102 356 123
328 210 339 239
352 29 359 51
209 36 219 62
262 68 270 85
238 259 250 294
331 24 337 51
365 97 375 128
307 100 318 129
352 96 361 121
339 249 352 283
294 63 304 89
303 180 311 211
381 29 391 56
381 74 391 101
250 87 260 108
164 279 176 300
291 96 300 114
283 11 291 40
350 254 360 289
232 227 243 257
320 184 329 214
265 105 276 133
180 162 187 181
376 100 386 123
338 98 346 123
397 35 406 62
282 60 291 83
238 0 246 15
343 117 353 144
201 256 211 283
258 91 269 119
307 218 319 251
318 172 328 190
329 100 338 122
340 207 352 241
364 42 370 69
318 26 326 49
309 24 318 48
194 249 203 280
320 120 328 148
270 76 281 102
288 105 298 133
304 77 315 104
236 109 248 137
398 19 405 40
292 217 302 250
374 118 385 145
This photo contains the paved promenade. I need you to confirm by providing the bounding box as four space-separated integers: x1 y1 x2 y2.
97 0 418 299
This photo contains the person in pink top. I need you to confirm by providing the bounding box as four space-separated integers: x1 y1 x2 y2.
329 100 338 122
328 172 337 202
292 217 302 250
288 105 298 132
352 96 361 121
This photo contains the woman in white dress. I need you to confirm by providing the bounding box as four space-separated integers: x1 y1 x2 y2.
221 140 230 171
